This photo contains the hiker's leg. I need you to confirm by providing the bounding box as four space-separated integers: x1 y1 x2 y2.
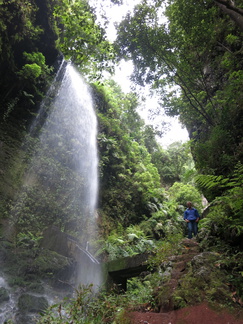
187 222 193 239
193 221 198 236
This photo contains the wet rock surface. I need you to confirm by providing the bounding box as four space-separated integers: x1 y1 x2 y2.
18 293 49 313
0 287 10 303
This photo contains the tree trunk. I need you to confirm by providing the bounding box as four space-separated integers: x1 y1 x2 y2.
214 0 243 32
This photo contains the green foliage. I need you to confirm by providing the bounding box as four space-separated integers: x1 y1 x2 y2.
151 141 197 186
147 233 183 268
1 0 243 319
16 231 42 249
94 81 164 227
0 0 115 119
115 0 243 179
93 82 203 255
23 51 46 66
172 258 233 309
191 124 239 177
0 0 42 53
17 51 53 81
97 224 155 261
138 205 183 241
18 63 42 80
167 182 203 212
0 0 56 119
3 97 20 121
218 251 243 301
197 163 243 244
54 0 114 78
37 284 130 324
126 276 154 305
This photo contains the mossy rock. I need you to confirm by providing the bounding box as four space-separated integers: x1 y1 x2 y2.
15 314 37 324
0 240 13 264
26 281 45 294
6 248 73 277
3 247 75 292
9 277 45 293
172 251 232 308
190 252 219 270
0 287 10 303
33 248 73 275
18 293 48 313
8 276 29 288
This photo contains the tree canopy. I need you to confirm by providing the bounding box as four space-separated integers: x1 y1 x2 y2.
115 0 243 179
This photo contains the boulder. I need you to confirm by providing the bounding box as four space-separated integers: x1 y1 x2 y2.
190 252 219 271
0 287 9 303
18 294 48 313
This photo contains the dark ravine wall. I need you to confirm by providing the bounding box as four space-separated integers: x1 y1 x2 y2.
0 0 58 128
0 0 59 220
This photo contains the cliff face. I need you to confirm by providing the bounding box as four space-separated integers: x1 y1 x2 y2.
0 0 59 218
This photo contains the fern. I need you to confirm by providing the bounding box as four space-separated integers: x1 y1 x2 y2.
195 174 226 190
196 162 243 191
198 163 243 242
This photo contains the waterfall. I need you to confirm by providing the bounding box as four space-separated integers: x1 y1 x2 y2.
43 62 101 288
1 62 101 322
27 62 99 235
37 62 99 226
30 61 100 269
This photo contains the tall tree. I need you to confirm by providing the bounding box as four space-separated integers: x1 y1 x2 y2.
115 0 243 179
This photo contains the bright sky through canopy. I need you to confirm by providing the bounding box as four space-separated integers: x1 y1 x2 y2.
89 0 189 147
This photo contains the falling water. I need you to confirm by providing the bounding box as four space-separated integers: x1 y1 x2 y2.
1 62 101 322
32 61 100 270
39 62 99 223
21 62 99 243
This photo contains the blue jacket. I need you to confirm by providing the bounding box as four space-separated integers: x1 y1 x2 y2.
184 208 200 221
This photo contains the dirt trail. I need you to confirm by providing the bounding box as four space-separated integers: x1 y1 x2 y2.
126 238 243 324
127 302 243 324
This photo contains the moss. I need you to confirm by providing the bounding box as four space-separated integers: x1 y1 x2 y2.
1 243 73 292
114 308 132 324
0 287 10 303
18 294 48 313
8 277 28 288
172 253 234 309
33 249 72 275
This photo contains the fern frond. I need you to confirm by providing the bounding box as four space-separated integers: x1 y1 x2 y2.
196 162 243 191
195 174 226 190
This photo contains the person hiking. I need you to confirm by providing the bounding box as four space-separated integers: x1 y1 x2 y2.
184 201 200 239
